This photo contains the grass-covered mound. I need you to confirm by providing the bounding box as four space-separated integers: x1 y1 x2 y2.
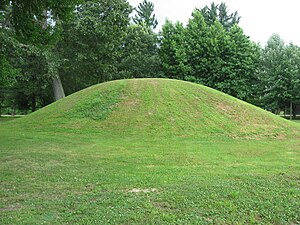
1 79 300 224
9 78 300 138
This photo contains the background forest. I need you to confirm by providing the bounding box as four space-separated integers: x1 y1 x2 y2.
1 0 300 117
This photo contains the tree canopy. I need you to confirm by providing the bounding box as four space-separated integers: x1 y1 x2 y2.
160 9 259 101
133 0 158 30
199 2 240 30
58 0 132 94
258 34 300 116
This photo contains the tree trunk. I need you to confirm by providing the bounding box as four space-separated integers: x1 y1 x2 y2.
11 105 16 116
0 100 2 116
43 10 65 101
290 100 293 120
43 10 47 29
31 95 36 112
52 76 65 101
293 104 296 119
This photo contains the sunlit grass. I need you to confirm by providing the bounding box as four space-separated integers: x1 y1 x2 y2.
1 79 300 224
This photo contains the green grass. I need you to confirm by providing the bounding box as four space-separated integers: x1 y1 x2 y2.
1 79 300 224
0 116 22 123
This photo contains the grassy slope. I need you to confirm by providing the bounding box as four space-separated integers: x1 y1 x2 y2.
8 78 300 138
1 79 300 224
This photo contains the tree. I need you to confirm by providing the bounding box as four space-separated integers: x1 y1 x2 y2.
184 10 210 81
0 27 51 113
259 34 300 117
223 25 260 100
283 44 300 118
199 2 240 30
1 0 82 101
133 0 158 30
58 0 132 94
0 54 19 115
117 24 163 78
4 0 81 44
1 5 49 113
159 20 190 79
184 11 229 86
259 34 288 113
160 10 259 101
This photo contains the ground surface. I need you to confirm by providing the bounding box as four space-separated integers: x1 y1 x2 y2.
1 79 300 224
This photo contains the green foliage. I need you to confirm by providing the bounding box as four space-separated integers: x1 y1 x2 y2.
160 10 259 101
224 25 260 100
0 0 83 111
0 7 19 88
0 13 57 112
5 43 51 111
284 44 300 104
185 13 226 84
199 2 240 30
58 0 132 94
117 24 163 78
260 34 286 110
133 0 158 30
0 53 20 114
0 54 19 88
159 20 190 79
259 34 300 113
3 0 82 44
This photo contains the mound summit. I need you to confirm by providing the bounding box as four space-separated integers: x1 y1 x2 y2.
15 78 299 138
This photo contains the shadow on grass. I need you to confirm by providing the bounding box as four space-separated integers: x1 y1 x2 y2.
0 115 23 123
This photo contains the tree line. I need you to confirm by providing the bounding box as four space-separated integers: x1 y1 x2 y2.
1 0 300 117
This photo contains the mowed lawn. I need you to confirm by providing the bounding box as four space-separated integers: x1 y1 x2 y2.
1 79 300 224
1 127 299 224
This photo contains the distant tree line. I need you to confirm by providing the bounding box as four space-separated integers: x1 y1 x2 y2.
258 34 300 117
1 0 300 117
